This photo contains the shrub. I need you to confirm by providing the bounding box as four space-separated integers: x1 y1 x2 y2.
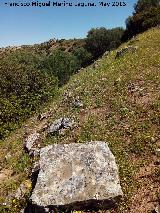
72 47 92 68
41 50 79 86
0 51 57 139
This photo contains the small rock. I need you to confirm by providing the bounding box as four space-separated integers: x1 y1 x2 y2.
128 83 141 93
5 153 12 160
48 118 63 134
37 110 52 121
103 50 109 56
93 63 99 69
24 131 40 155
72 96 83 108
114 77 122 86
48 117 74 135
63 91 73 105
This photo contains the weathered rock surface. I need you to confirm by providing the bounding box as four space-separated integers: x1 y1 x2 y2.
48 117 74 135
155 205 160 213
115 45 138 59
30 141 123 211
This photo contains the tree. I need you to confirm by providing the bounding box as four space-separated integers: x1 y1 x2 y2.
85 27 124 59
41 50 78 86
134 0 159 13
72 47 92 68
122 0 160 41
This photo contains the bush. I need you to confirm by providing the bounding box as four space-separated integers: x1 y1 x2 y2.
41 50 79 86
0 51 57 139
72 47 92 68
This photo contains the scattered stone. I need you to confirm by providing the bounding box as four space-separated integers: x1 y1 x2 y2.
48 117 74 135
5 153 12 160
128 37 139 45
1 201 11 209
103 51 109 56
72 96 83 108
37 110 53 121
127 82 143 93
30 141 123 211
63 91 72 103
114 77 122 86
115 46 138 59
24 131 41 155
64 91 83 109
93 63 99 69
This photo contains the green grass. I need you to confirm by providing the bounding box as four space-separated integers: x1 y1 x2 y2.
0 27 160 212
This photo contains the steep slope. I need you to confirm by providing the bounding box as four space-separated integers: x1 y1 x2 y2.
0 27 160 213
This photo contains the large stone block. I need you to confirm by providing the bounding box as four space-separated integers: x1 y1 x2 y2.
30 142 123 211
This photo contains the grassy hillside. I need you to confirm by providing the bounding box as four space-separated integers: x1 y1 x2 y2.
0 27 160 213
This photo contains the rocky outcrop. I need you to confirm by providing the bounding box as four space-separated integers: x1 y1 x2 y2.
30 141 123 211
115 46 138 59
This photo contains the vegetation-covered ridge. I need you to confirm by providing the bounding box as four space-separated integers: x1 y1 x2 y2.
0 27 160 212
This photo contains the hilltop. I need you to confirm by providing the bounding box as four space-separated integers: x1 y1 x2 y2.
0 38 85 57
0 27 160 213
